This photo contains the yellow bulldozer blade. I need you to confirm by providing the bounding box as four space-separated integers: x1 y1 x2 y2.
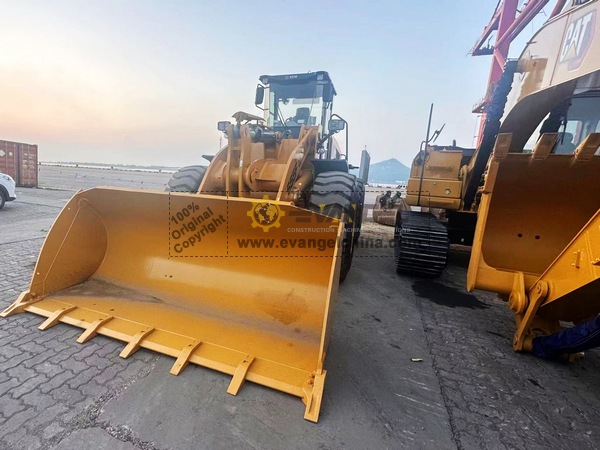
2 187 343 422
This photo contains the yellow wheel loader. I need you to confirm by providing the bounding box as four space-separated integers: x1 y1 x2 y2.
468 0 600 359
2 71 370 422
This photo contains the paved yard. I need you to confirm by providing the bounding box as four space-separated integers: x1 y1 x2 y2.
0 166 599 449
37 165 172 192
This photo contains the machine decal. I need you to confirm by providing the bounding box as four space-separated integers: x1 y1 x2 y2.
559 10 596 70
247 195 285 232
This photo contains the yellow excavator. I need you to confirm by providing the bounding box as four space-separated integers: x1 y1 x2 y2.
396 63 518 277
404 0 600 358
1 71 369 422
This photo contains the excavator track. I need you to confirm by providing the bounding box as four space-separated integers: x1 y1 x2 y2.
394 211 449 277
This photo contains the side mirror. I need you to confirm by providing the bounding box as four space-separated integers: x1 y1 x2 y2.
328 119 345 132
255 85 265 105
217 121 231 132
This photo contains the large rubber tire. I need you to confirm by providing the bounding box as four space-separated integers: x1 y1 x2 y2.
308 171 362 282
166 165 207 193
0 191 5 210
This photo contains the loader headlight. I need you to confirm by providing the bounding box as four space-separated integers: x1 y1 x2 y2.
2 174 14 184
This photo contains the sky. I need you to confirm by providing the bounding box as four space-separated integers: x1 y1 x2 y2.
0 0 554 167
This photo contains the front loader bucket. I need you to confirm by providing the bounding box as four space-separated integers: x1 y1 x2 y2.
468 149 600 324
2 187 343 422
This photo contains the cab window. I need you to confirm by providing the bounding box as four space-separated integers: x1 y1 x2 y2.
524 94 600 154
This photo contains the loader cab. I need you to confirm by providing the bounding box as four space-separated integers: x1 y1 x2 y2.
523 90 600 154
256 71 337 140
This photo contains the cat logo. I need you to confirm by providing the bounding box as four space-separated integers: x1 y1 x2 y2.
559 10 596 71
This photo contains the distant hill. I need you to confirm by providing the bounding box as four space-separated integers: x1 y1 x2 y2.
366 158 410 184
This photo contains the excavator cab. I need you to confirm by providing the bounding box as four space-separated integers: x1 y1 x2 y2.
522 92 600 155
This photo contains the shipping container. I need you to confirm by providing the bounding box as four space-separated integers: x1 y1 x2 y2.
0 140 38 187
18 143 38 187
0 141 19 183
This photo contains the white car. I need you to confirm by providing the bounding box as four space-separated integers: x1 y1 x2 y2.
0 173 17 209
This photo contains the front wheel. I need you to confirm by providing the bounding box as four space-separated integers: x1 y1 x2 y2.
308 171 362 282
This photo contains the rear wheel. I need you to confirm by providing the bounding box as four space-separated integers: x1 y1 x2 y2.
308 172 363 282
166 165 207 193
0 191 5 210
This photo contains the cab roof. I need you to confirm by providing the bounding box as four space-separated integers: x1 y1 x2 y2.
258 71 336 95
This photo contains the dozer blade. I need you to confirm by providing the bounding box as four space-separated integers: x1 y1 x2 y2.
2 187 343 422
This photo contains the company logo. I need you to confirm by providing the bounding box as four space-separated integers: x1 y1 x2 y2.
247 195 285 232
559 10 596 71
